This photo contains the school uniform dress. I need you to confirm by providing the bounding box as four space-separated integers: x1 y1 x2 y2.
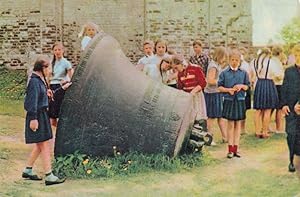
218 67 250 121
49 57 72 119
252 57 281 110
24 73 52 144
189 53 210 77
281 65 300 159
204 60 223 118
177 64 207 120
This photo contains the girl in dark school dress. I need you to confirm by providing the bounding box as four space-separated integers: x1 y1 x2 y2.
218 49 250 158
22 56 65 185
281 44 300 175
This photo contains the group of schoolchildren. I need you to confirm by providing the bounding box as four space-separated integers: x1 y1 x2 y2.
21 20 300 185
135 38 300 173
136 40 249 158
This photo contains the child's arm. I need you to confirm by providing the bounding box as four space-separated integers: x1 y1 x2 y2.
195 67 207 89
190 85 202 95
233 71 250 92
294 101 300 115
217 71 235 95
233 84 248 92
218 86 236 95
191 67 206 95
177 73 183 90
206 67 217 86
281 69 290 115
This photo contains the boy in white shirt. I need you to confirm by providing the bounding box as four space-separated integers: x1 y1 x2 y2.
136 40 155 71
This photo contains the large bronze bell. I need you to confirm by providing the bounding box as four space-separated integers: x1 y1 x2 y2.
54 33 209 157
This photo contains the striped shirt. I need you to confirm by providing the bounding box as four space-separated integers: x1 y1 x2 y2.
177 65 206 93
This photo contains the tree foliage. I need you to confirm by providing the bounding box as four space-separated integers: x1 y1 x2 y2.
280 17 300 45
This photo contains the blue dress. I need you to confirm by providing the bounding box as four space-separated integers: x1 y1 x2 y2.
218 67 249 121
24 73 52 144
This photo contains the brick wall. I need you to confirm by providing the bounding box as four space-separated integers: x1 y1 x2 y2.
145 0 252 57
0 0 252 69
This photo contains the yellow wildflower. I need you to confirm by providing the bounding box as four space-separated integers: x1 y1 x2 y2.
128 160 132 164
86 169 92 174
82 159 89 165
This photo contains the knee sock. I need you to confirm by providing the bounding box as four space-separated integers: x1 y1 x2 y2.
228 145 233 153
233 145 238 153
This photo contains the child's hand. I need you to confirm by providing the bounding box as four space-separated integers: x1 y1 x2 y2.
233 84 243 92
47 89 54 101
282 105 290 116
62 82 72 90
30 119 39 132
60 79 69 85
136 64 144 71
228 88 235 95
294 103 300 115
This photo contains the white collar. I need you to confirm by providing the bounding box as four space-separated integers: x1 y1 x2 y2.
230 66 238 71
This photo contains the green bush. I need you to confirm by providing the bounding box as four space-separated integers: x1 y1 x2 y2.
0 68 27 100
53 148 215 179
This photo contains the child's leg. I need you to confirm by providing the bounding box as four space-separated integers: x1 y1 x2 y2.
254 110 262 135
227 120 234 149
26 144 41 168
262 109 272 136
37 141 52 174
275 109 284 132
233 120 242 149
241 119 246 134
218 118 227 141
207 118 214 135
22 144 42 180
50 118 58 127
294 155 300 179
226 120 234 158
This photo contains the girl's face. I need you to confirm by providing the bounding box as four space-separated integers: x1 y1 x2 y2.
172 63 184 73
294 51 300 66
143 44 153 56
160 60 170 71
42 61 51 77
53 44 64 59
86 26 96 38
193 44 202 55
229 54 241 69
219 56 228 68
156 42 166 56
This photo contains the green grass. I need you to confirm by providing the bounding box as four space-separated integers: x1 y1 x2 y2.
0 98 25 117
0 68 27 100
0 68 26 117
0 86 300 196
52 150 216 179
